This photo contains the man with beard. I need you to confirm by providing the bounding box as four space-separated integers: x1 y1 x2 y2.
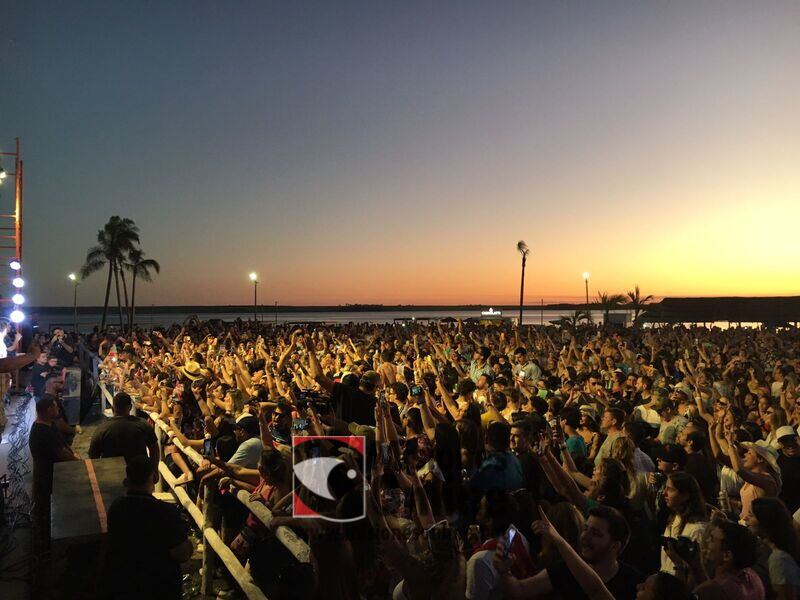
495 505 644 599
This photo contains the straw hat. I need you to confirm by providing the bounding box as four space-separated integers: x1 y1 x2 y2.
178 360 209 382
741 440 780 473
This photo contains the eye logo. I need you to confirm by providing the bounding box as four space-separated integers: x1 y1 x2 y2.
293 457 359 500
292 436 366 522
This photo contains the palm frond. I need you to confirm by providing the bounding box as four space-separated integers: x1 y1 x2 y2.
80 259 106 279
516 240 530 257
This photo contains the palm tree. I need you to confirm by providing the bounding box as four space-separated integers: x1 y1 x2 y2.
555 309 591 332
80 217 140 330
595 291 626 325
626 285 655 326
126 248 160 331
517 241 530 325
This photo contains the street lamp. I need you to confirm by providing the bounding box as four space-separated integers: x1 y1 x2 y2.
582 272 590 306
249 272 258 321
69 273 79 332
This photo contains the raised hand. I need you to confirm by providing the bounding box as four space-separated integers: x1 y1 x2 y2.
530 505 561 542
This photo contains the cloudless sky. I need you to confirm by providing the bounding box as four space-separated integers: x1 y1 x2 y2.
2 1 799 307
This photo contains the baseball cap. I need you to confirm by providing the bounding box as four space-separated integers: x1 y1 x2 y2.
776 425 797 440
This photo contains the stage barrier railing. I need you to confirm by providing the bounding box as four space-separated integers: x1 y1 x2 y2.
99 383 310 599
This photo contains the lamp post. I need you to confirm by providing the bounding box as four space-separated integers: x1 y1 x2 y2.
69 273 79 332
583 272 591 323
582 272 590 306
516 241 530 326
249 272 258 322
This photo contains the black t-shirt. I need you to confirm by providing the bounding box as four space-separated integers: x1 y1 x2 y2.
515 451 559 503
546 560 644 600
51 340 74 366
88 416 157 462
331 383 376 426
105 492 189 600
30 363 50 397
779 453 800 513
28 422 68 496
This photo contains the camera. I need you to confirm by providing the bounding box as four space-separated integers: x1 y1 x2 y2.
652 472 666 488
659 536 699 562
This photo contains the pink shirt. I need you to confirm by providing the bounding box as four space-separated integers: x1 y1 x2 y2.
716 568 765 600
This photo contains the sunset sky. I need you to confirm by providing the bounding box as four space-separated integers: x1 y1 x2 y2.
3 1 800 307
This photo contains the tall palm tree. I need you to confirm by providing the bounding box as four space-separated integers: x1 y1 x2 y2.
626 285 655 326
126 248 160 331
80 217 140 330
517 241 530 325
595 291 626 326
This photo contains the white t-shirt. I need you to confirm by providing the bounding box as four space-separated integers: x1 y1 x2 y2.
466 534 531 600
227 437 264 469
634 405 661 428
661 518 706 575
466 550 501 600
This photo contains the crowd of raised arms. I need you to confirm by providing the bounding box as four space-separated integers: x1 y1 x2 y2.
78 317 800 599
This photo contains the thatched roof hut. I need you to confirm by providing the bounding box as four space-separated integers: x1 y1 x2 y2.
640 297 800 326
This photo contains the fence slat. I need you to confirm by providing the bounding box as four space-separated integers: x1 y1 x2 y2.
234 489 310 563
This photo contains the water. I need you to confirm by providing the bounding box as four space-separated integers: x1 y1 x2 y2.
29 307 618 331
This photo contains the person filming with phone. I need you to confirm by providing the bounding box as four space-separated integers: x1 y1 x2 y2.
495 505 644 599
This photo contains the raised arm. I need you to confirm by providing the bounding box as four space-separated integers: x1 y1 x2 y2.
303 337 335 393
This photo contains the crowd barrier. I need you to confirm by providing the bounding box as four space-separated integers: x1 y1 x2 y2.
98 383 311 600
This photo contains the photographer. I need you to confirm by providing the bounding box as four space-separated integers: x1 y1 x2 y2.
660 472 708 575
669 519 765 600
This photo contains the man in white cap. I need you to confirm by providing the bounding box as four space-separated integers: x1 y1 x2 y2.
776 425 800 514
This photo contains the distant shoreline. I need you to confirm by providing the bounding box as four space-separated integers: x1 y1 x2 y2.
28 303 594 315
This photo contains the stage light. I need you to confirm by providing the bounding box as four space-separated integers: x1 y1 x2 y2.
12 277 24 288
249 272 257 282
9 259 20 270
12 293 24 305
10 309 24 323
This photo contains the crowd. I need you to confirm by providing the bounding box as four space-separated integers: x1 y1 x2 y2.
27 315 800 600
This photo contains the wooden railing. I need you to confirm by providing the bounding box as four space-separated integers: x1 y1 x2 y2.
99 383 311 599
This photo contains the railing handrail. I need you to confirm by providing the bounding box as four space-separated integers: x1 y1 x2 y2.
98 382 311 579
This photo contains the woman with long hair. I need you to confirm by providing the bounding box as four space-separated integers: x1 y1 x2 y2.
610 436 650 513
661 471 708 575
748 497 800 599
765 405 789 449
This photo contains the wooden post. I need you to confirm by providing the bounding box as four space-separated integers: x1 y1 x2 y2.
201 485 219 598
155 429 164 493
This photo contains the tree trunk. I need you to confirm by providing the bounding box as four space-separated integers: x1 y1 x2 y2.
120 269 130 330
113 261 124 329
129 270 138 332
518 256 526 326
101 262 113 330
